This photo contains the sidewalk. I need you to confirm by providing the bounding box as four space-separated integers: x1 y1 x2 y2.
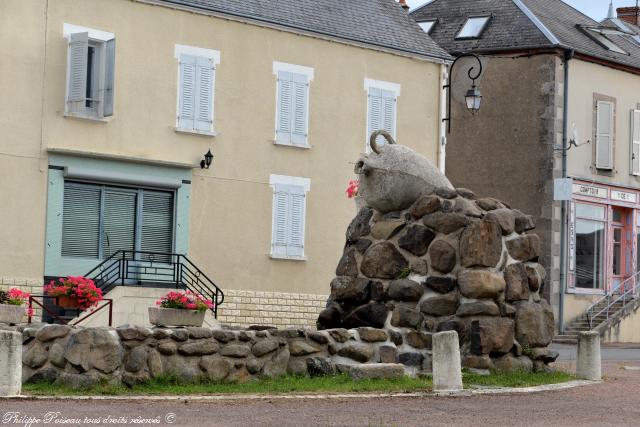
551 343 640 361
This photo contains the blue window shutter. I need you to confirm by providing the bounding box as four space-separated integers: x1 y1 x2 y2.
382 89 397 139
102 189 137 258
103 38 116 117
67 32 89 113
178 54 197 130
140 190 174 259
287 186 306 257
291 73 309 145
195 56 214 132
276 71 292 143
61 183 101 258
272 185 290 256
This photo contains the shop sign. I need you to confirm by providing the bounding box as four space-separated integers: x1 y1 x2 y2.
568 202 575 271
611 190 637 203
572 184 608 199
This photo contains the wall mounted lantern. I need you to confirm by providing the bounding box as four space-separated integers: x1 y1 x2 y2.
200 149 214 169
442 53 484 133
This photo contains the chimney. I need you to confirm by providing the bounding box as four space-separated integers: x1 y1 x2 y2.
617 6 640 26
399 0 410 11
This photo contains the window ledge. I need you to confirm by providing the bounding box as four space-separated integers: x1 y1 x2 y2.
269 253 307 261
64 112 112 123
566 288 606 296
175 127 218 137
272 140 311 149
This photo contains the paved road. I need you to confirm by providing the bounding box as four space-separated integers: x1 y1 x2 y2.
2 361 639 427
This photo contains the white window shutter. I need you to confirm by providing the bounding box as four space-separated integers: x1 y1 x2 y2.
287 188 306 257
272 186 290 256
195 56 214 132
367 87 385 148
103 38 116 117
276 71 292 143
291 73 309 145
596 100 614 170
178 54 197 130
382 89 397 138
631 110 640 175
67 32 89 113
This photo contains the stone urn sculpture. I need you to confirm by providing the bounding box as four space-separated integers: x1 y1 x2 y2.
354 130 454 213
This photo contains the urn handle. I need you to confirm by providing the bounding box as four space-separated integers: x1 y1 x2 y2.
369 130 396 154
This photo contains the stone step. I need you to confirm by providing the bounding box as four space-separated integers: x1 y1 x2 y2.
552 336 577 345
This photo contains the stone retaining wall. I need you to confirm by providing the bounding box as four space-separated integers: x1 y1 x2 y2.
19 323 433 388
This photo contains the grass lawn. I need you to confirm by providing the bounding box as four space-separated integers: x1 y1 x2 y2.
22 370 575 396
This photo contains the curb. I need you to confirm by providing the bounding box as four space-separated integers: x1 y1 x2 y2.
1 380 601 402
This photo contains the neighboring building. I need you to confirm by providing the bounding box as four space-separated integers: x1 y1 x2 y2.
0 0 450 327
412 0 640 342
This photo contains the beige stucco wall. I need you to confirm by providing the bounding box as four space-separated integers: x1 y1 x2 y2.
567 59 640 187
603 304 640 343
0 0 443 312
563 292 601 324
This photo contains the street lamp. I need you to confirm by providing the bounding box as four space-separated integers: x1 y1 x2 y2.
442 53 484 132
200 149 214 169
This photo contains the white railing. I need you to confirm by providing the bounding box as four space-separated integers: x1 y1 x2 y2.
586 271 640 329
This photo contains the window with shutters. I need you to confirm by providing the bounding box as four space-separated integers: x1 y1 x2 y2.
269 175 310 260
64 24 115 119
61 182 174 260
594 97 615 170
273 62 314 148
364 79 400 152
175 45 220 136
630 110 640 176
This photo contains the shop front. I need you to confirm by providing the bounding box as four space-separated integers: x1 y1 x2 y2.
568 180 640 295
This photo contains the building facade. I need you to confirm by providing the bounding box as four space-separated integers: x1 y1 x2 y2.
0 0 450 327
412 0 640 341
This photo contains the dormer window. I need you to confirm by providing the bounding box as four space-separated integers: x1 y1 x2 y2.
456 16 490 39
418 20 437 34
582 26 629 55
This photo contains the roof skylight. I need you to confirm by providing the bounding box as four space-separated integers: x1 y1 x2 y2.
456 16 490 39
418 20 437 34
584 27 629 55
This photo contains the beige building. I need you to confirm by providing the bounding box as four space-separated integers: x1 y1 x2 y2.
413 0 640 342
0 0 450 327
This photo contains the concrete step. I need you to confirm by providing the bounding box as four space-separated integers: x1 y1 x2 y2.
553 336 578 344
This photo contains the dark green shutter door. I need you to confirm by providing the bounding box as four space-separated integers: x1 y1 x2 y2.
61 183 101 258
102 189 137 258
140 191 174 258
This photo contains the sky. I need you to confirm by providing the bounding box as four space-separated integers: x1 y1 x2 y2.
405 0 640 21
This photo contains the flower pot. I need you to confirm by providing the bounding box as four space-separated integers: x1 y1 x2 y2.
56 296 80 309
0 303 25 325
148 306 206 327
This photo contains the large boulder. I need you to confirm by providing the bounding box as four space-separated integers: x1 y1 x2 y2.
458 269 506 299
514 300 555 347
506 234 541 262
469 317 515 355
429 240 457 273
460 220 503 268
504 263 530 302
398 224 436 256
386 279 423 302
360 242 409 279
64 328 123 374
419 292 459 316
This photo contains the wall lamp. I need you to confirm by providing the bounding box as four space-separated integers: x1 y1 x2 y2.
442 53 484 133
200 149 214 169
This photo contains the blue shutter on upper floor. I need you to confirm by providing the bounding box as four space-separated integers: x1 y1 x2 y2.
103 38 116 117
67 32 89 113
195 56 214 132
276 71 293 143
61 183 101 258
178 54 197 130
291 73 309 145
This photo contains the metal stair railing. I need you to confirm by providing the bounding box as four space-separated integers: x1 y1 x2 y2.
84 250 224 318
586 271 640 329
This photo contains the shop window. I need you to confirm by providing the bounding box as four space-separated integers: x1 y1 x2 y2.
574 203 606 289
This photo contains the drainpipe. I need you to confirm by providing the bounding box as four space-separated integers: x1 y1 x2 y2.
559 48 574 334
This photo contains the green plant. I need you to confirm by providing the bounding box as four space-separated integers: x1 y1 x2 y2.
398 267 412 279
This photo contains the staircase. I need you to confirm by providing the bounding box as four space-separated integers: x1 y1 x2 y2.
87 250 224 317
554 272 640 344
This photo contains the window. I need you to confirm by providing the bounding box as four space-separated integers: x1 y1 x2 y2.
584 27 628 55
365 79 400 151
175 45 220 135
456 16 490 39
418 20 436 34
273 62 313 147
595 100 614 170
64 25 115 119
574 203 606 289
631 110 640 175
61 182 174 260
269 175 310 259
